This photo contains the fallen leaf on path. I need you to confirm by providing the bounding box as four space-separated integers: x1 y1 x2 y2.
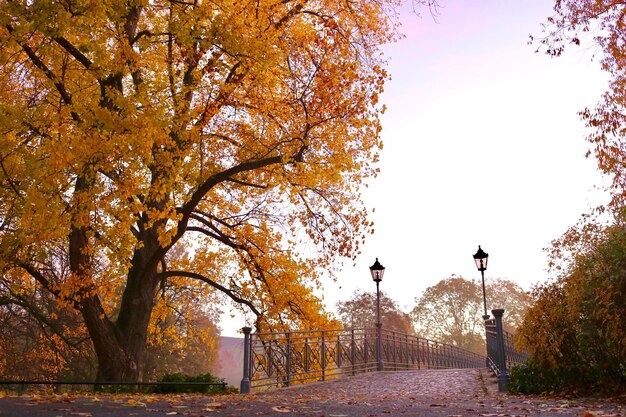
582 413 625 417
271 406 291 413
126 399 146 407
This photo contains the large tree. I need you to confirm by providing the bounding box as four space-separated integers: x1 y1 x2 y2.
0 0 410 381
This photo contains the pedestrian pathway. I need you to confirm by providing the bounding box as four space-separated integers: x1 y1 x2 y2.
0 369 624 416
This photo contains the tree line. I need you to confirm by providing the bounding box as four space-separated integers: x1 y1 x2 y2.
336 276 531 355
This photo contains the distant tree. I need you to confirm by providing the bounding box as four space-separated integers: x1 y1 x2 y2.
411 276 484 353
411 276 531 354
336 291 414 335
485 278 532 332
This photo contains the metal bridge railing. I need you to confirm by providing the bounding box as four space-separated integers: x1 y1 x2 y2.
485 309 529 392
240 327 485 393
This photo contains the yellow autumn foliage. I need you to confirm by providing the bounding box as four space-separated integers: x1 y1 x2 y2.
0 0 403 379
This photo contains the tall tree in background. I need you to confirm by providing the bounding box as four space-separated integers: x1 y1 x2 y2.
411 276 484 353
486 278 532 332
0 0 412 381
411 276 530 354
336 291 414 335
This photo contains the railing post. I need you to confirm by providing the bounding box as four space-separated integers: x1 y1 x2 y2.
286 332 292 387
240 326 252 394
363 330 369 370
336 334 342 368
416 338 421 370
351 329 356 376
405 334 409 369
304 337 310 372
376 323 383 371
321 331 326 381
492 309 508 392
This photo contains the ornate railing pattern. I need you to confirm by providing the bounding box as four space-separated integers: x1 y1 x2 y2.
244 327 485 391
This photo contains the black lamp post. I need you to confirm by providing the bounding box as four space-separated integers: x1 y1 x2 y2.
473 245 489 318
369 258 385 371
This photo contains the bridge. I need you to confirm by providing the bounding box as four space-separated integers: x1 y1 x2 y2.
240 309 524 394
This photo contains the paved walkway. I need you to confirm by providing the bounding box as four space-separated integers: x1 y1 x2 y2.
0 369 624 416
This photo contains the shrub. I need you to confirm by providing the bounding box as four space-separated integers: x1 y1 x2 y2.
515 219 626 394
508 360 558 394
156 372 227 394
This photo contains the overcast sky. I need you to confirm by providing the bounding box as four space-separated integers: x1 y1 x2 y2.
221 0 611 336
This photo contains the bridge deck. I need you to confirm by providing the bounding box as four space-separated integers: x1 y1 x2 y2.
0 369 623 416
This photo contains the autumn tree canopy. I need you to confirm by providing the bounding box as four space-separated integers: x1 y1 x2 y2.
0 0 410 381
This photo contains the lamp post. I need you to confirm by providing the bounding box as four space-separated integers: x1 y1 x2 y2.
473 245 489 318
369 258 385 371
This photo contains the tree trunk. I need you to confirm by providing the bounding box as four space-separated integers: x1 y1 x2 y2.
75 230 161 382
80 296 141 382
79 267 158 382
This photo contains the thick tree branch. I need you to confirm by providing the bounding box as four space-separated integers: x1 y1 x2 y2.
3 24 81 122
155 270 261 317
52 36 93 69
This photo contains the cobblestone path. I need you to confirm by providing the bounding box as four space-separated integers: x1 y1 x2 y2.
0 369 624 417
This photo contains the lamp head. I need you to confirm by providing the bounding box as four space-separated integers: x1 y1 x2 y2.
473 246 488 272
369 258 385 282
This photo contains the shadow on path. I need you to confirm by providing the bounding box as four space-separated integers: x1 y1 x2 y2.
0 369 623 416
